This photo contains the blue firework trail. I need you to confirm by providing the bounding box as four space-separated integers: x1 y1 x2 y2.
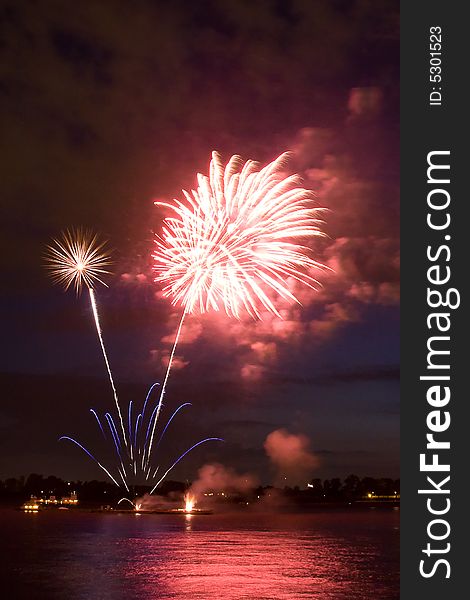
58 436 121 487
47 230 223 493
90 409 106 439
60 382 223 491
149 437 224 494
155 403 192 452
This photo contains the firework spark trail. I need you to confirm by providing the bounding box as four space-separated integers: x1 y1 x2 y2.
144 310 186 470
89 287 128 449
140 382 160 426
60 396 223 491
155 403 192 451
149 437 224 495
90 409 106 439
59 436 121 487
47 231 223 492
118 468 130 492
118 498 137 509
105 413 122 450
45 229 128 448
142 405 159 469
128 400 134 462
105 413 128 478
134 413 142 449
144 402 192 481
135 382 159 462
128 401 133 437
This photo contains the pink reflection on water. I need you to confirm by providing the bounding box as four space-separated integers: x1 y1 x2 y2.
122 513 398 599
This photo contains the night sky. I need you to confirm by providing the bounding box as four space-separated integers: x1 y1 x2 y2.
0 1 399 486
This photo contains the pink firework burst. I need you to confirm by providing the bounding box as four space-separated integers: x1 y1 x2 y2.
153 151 326 319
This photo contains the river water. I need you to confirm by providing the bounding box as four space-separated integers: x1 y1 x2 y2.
1 508 399 599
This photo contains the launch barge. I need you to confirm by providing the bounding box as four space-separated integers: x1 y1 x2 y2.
95 508 213 515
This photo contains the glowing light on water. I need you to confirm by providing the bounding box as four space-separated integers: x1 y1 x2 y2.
184 493 196 513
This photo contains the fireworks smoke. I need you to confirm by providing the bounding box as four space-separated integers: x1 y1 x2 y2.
264 429 318 485
189 463 258 497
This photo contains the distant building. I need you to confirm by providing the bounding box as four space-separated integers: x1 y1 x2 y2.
30 492 79 506
61 491 78 505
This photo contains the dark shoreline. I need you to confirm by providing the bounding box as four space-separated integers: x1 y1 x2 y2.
10 500 399 514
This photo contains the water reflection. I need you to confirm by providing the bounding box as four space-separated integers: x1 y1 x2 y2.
120 512 398 599
184 513 193 532
2 510 399 600
133 529 350 598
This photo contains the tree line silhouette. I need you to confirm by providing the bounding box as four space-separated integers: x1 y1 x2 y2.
0 473 399 505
